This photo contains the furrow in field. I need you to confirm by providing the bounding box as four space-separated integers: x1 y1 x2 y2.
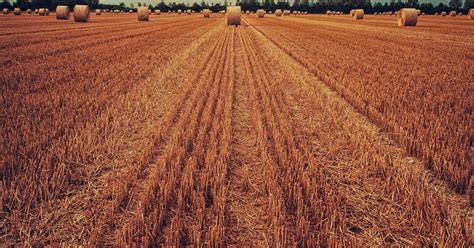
246 15 473 195
243 16 472 246
0 18 222 246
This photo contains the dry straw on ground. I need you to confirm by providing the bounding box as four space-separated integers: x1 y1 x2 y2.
138 7 149 21
398 8 418 26
74 5 90 22
227 6 241 26
353 9 364 20
203 9 210 18
56 6 70 20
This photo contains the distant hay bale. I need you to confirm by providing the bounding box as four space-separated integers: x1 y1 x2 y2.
155 9 160 15
469 9 474 19
245 10 250 15
449 11 456 16
3 8 9 14
203 9 210 18
257 9 265 18
186 9 191 15
13 8 20 15
350 9 355 16
35 9 39 13
283 10 290 16
27 9 31 14
227 6 241 26
73 5 90 22
326 10 332 15
38 8 46 16
148 9 151 14
434 12 438 16
353 9 363 20
129 10 133 13
95 9 102 15
441 11 446 16
114 9 119 13
45 9 49 15
56 6 70 20
397 8 417 26
416 9 421 16
137 7 149 21
275 9 282 16
177 9 182 14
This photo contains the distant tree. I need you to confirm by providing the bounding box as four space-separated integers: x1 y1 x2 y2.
449 0 461 8
137 2 141 6
119 1 125 8
129 2 134 8
465 0 474 8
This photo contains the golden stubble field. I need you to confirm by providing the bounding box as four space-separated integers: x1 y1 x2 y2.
0 11 473 246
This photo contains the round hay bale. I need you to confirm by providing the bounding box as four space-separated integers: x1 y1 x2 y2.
95 9 102 15
397 8 417 26
350 9 355 16
137 7 149 21
275 9 282 16
186 9 191 15
155 9 160 15
257 9 265 18
353 9 363 20
45 9 49 15
434 12 438 16
283 10 290 16
34 9 39 13
129 9 133 13
441 11 446 16
13 8 20 15
3 8 9 14
449 11 456 16
469 9 474 19
73 5 90 22
27 9 32 14
227 6 241 26
56 6 70 20
416 9 421 16
203 9 210 18
38 8 46 16
177 9 182 14
326 10 332 15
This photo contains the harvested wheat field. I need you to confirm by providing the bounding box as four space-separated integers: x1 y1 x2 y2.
0 11 473 247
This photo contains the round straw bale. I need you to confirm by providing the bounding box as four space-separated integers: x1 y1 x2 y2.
186 9 191 15
353 9 363 19
227 6 241 26
326 10 331 15
469 9 474 19
245 10 249 15
449 10 456 16
27 9 31 14
137 7 149 21
350 9 355 16
203 8 210 18
257 9 264 18
283 10 290 15
275 9 282 16
73 5 90 22
155 9 160 15
38 8 46 16
416 9 421 16
129 9 133 13
397 8 417 26
441 11 446 16
13 8 20 15
56 5 70 19
3 8 9 14
45 9 49 15
95 9 102 15
177 9 182 14
35 9 39 13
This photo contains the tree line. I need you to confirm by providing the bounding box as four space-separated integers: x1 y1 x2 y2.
1 0 473 14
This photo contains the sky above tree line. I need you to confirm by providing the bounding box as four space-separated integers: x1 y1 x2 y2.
101 0 450 7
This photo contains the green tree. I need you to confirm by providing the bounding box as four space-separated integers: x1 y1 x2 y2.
449 0 461 8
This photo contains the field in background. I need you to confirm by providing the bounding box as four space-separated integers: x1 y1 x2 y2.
0 12 473 246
